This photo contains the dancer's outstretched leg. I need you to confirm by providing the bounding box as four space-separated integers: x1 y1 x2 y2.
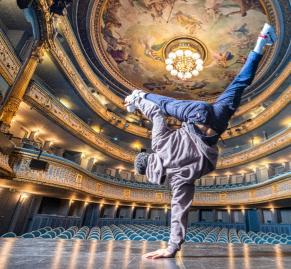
145 93 208 123
211 23 277 134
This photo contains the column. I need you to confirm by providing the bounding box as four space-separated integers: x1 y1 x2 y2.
43 141 52 152
0 42 44 132
145 207 151 219
86 158 96 172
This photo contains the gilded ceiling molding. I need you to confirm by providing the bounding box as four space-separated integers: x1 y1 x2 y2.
25 82 290 169
217 127 291 169
89 0 278 107
48 39 149 138
56 16 289 139
89 0 136 91
35 0 148 138
58 16 125 110
0 23 289 141
63 6 285 118
46 39 291 140
25 83 135 163
221 86 291 139
9 150 291 206
0 30 21 86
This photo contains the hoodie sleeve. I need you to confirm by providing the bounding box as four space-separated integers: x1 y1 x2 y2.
167 179 195 256
134 97 169 149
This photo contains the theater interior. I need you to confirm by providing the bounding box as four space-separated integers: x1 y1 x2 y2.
0 0 290 268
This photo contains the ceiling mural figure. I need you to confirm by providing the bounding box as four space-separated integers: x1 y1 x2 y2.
98 0 268 100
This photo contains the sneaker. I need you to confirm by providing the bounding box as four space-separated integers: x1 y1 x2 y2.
260 23 277 45
125 89 145 112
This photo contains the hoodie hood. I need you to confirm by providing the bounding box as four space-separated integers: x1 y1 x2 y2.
146 153 164 185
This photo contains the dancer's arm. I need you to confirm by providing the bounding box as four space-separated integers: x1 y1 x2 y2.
167 180 195 256
134 97 170 149
144 180 195 259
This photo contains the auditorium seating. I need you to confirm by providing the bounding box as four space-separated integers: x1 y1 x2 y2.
2 224 291 245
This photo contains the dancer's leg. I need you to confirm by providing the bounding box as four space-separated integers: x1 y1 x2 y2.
145 93 207 123
212 51 262 116
211 23 276 134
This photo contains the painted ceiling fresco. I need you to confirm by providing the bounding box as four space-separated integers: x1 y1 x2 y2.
99 0 267 100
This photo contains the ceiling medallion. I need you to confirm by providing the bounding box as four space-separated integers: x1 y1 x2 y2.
164 37 208 81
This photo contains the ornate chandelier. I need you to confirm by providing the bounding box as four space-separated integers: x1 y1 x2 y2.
163 37 207 81
165 49 204 80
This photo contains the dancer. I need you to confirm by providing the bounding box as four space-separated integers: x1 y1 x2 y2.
124 23 276 259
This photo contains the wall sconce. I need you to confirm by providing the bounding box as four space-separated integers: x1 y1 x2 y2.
164 205 168 213
20 193 29 201
227 207 231 214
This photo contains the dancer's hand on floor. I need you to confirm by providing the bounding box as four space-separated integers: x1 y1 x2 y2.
143 248 175 259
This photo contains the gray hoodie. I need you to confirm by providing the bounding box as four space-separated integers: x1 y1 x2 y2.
134 97 218 254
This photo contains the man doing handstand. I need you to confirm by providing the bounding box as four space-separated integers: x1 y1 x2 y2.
124 23 276 259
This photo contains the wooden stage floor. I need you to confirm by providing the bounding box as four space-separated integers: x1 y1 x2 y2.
0 239 290 269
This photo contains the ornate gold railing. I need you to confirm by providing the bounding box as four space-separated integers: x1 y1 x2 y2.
218 127 291 169
7 149 291 206
221 86 290 139
25 82 135 163
48 39 149 138
25 82 291 167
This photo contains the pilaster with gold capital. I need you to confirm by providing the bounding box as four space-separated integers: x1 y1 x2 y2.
0 42 45 132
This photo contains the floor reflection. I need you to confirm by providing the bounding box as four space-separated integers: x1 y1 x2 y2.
86 240 97 269
50 239 65 269
67 239 81 269
0 239 15 269
243 243 250 269
0 239 290 269
103 240 113 269
227 243 235 269
275 244 284 269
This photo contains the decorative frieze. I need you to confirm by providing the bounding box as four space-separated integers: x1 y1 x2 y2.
25 83 135 163
0 30 21 85
218 128 291 169
8 150 291 206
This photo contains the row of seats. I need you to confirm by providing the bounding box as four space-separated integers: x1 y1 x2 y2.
2 224 291 245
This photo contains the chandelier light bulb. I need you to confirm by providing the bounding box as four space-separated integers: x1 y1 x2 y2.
177 72 184 79
196 65 203 71
175 50 184 57
192 70 199 76
165 58 173 65
196 59 204 65
185 72 192 79
184 50 193 57
168 52 176 59
192 53 200 60
170 69 178 76
166 64 174 71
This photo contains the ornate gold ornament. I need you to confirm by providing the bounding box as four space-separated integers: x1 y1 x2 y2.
163 37 208 80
